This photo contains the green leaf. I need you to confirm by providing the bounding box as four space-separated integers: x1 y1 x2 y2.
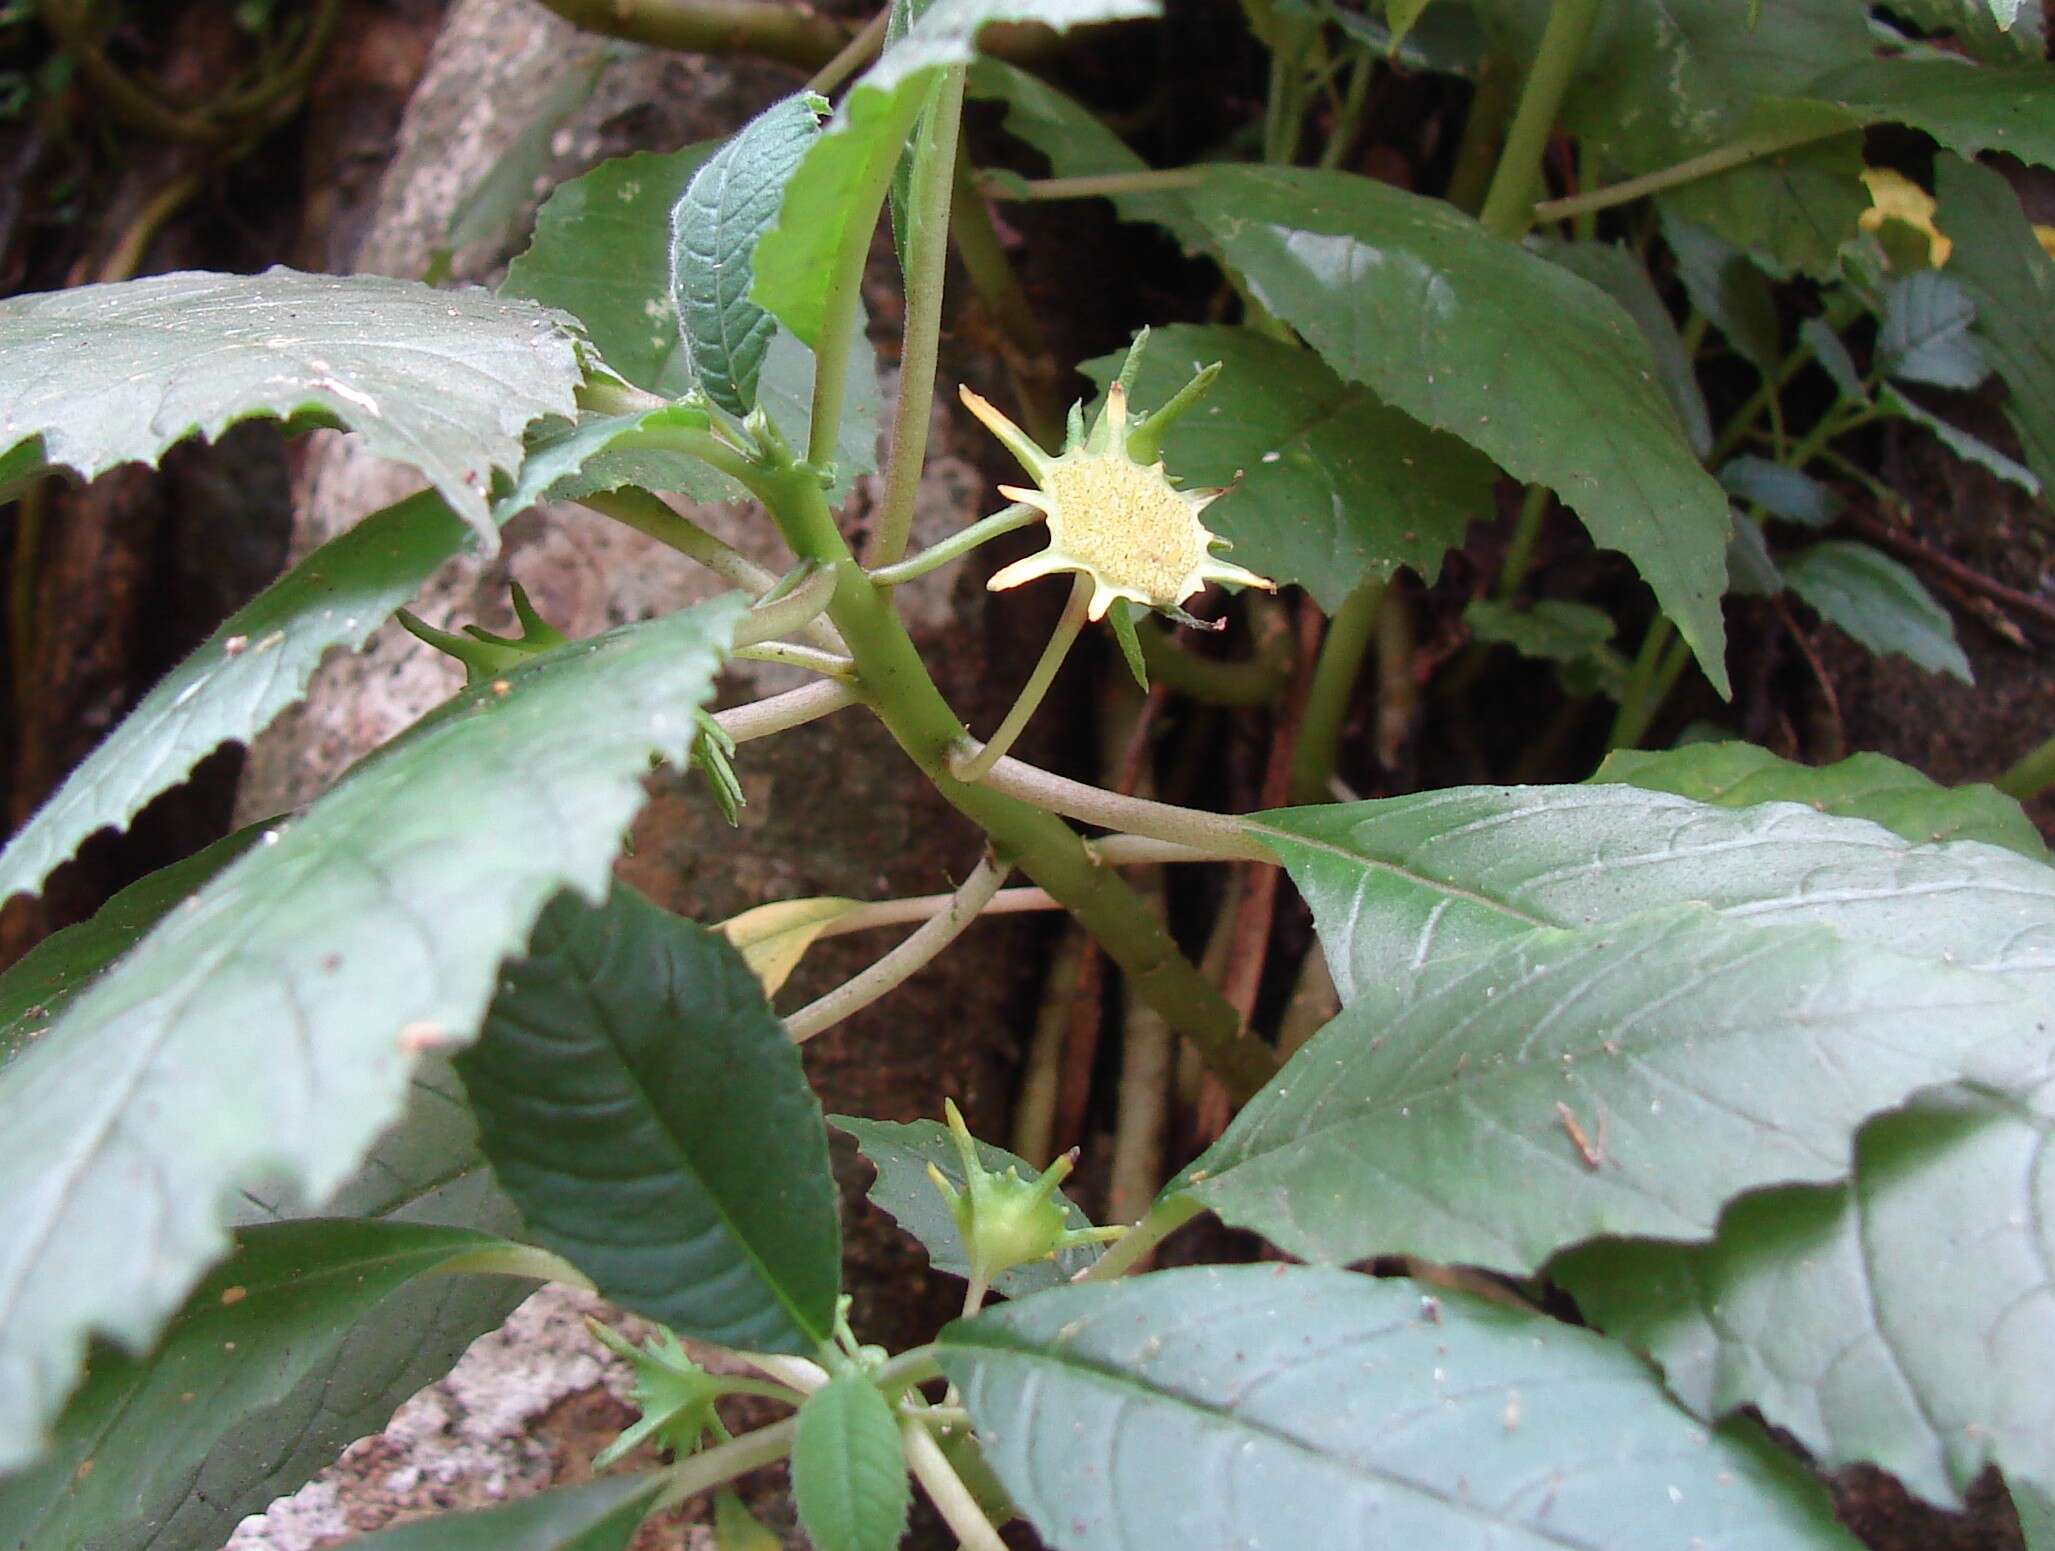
1937 155 2055 497
1591 740 2047 859
1878 271 1988 390
790 1375 910 1551
1246 783 2055 1014
829 1115 1105 1296
1080 325 1494 610
1654 100 1867 281
504 144 720 392
1556 1079 2055 1511
1807 58 2055 173
342 1474 664 1550
461 884 841 1353
1718 455 1841 527
0 490 470 907
1886 0 2044 63
516 403 741 510
0 1217 536 1551
1464 599 1628 698
1534 238 1712 458
1880 383 2042 497
1105 599 1148 690
0 595 742 1471
0 269 583 542
1183 903 2036 1272
939 1265 1858 1551
754 0 1160 348
1782 539 1973 683
673 91 826 416
1182 166 1733 692
1661 211 1781 372
0 828 259 1065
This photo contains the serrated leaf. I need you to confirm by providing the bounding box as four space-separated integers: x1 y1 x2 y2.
343 1474 664 1550
1534 238 1712 457
0 269 583 540
1878 270 1988 390
1592 740 2046 860
1556 1078 2055 1511
504 144 719 392
463 884 840 1352
829 1116 1104 1296
718 896 862 996
754 0 1160 348
1718 455 1841 527
1183 166 1733 693
501 146 876 498
791 1376 910 1551
939 1265 1858 1551
1783 539 1972 683
1880 383 2042 497
1661 211 1782 372
1183 903 2037 1272
0 595 742 1471
1807 58 2055 173
1080 325 1494 610
0 1218 534 1551
0 828 259 1064
673 92 826 416
0 491 471 908
1246 783 2055 1017
1937 155 2055 496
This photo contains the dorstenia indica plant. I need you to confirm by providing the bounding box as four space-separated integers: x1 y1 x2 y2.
2 0 2054 1546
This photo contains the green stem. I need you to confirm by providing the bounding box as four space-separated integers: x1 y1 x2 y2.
1317 49 1375 172
954 574 1091 782
529 0 850 68
1533 121 1854 224
873 67 968 566
807 91 930 467
807 7 887 95
1136 619 1294 706
656 1415 799 1510
784 853 1012 1041
1477 0 1601 239
1607 613 1676 750
1445 56 1517 217
1998 731 2055 802
1290 579 1384 804
989 168 1206 202
1495 485 1552 601
755 465 1276 1103
870 503 1042 586
948 160 1064 450
1080 1193 1205 1280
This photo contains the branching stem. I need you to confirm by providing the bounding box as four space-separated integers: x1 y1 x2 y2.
1533 121 1854 223
973 757 1273 861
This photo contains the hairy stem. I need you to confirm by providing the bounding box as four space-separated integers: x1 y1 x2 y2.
954 574 1092 783
1477 0 1601 238
874 67 969 566
785 854 1012 1041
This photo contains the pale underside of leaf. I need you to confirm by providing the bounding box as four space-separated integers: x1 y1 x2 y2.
0 596 741 1471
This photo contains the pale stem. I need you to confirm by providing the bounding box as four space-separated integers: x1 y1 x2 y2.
1077 1193 1205 1282
988 167 1206 202
873 66 969 567
732 565 839 648
731 1351 832 1394
1532 121 1854 223
901 1417 1010 1551
806 6 887 94
714 680 863 744
655 1414 799 1511
973 757 1274 862
952 574 1093 784
868 503 1041 587
961 1268 991 1319
731 640 858 678
814 885 1059 937
1088 833 1228 867
784 853 1013 1042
